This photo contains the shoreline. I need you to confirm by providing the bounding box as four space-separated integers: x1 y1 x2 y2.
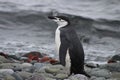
0 53 120 80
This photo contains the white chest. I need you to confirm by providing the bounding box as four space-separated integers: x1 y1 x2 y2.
55 27 61 54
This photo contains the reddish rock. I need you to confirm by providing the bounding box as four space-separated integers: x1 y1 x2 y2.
22 51 44 62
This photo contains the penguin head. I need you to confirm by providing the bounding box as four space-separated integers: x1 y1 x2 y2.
48 16 70 27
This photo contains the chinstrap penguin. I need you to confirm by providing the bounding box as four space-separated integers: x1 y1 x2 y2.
48 16 90 77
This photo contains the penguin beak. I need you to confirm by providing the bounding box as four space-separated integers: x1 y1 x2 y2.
48 16 56 20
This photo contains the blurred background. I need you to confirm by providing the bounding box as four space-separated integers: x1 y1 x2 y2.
0 0 120 63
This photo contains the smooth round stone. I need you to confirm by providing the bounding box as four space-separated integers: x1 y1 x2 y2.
20 57 28 60
45 77 56 80
50 65 64 69
0 69 14 74
111 72 120 79
12 72 23 80
0 63 21 69
100 63 120 72
21 63 32 68
18 71 33 80
90 68 111 78
40 73 54 78
34 63 46 69
55 73 68 79
27 74 45 80
0 56 10 63
90 76 106 80
45 68 60 74
107 79 117 80
4 75 16 80
69 74 88 80
85 63 99 68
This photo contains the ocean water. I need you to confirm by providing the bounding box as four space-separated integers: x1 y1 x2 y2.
0 0 120 63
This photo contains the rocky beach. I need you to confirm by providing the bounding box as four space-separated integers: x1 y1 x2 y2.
0 52 120 80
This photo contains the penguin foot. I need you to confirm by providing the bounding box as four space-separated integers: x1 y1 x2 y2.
81 71 91 78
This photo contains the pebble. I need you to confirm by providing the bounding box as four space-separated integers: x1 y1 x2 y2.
21 63 32 68
111 72 120 79
89 68 111 78
27 74 45 80
0 63 21 69
45 67 60 74
69 74 88 80
99 63 120 72
0 69 14 74
34 63 46 69
12 72 23 80
90 76 106 80
0 56 10 63
4 74 16 80
55 73 68 79
18 71 33 80
85 62 99 68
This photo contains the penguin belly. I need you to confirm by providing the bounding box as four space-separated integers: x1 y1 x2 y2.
55 27 61 54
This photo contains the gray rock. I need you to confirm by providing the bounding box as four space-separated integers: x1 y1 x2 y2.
33 72 54 79
41 73 54 78
45 77 56 80
34 63 46 69
0 63 21 69
99 63 120 72
107 79 117 80
18 71 33 80
0 74 4 80
21 63 32 68
111 72 120 79
27 74 45 80
35 68 46 73
44 64 65 74
45 67 60 74
69 74 88 80
0 69 14 75
49 65 64 69
85 63 99 68
55 73 68 79
12 72 23 80
64 79 70 80
89 68 111 78
4 74 16 80
90 76 106 80
0 56 10 63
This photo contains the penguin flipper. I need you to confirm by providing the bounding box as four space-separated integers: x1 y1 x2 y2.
59 43 68 66
59 34 69 66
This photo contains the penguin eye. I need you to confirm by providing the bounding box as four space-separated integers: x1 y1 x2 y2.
59 18 62 21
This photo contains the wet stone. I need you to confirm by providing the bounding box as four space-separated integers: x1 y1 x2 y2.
45 68 60 74
68 74 88 80
4 74 16 80
55 73 68 79
90 76 106 80
0 56 10 63
111 72 120 79
18 71 33 80
99 63 120 72
89 68 111 78
27 74 46 80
